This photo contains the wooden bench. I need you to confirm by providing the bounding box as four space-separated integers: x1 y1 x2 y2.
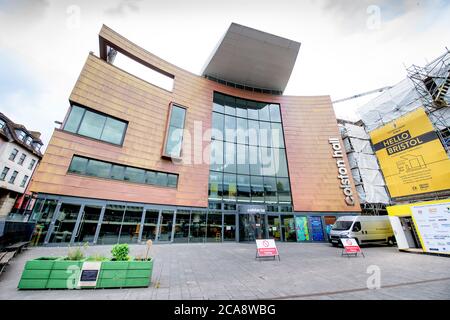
0 251 17 275
4 241 30 254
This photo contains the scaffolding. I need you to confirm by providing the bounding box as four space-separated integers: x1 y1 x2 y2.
338 120 391 214
406 49 450 153
355 49 450 206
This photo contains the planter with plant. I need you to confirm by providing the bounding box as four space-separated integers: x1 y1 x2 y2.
97 243 153 288
18 242 153 290
46 244 88 289
18 244 88 290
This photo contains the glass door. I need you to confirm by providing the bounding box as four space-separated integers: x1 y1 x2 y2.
97 204 125 245
142 209 159 242
173 210 191 243
239 213 265 242
223 214 236 241
267 215 281 240
189 210 206 243
157 210 175 242
206 211 222 242
32 199 58 245
49 203 81 244
281 215 296 242
73 205 102 244
119 206 143 244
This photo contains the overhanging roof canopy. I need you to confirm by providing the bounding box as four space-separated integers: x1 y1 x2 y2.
202 23 301 93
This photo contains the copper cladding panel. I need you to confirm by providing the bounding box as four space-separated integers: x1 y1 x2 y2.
29 25 360 212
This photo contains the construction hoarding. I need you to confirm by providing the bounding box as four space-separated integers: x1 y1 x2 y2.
370 108 450 198
387 199 450 254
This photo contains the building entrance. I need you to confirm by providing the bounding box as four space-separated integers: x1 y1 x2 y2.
239 214 266 242
400 217 422 249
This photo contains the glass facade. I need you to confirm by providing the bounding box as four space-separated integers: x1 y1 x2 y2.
68 155 178 188
64 105 127 145
208 92 291 206
28 194 348 245
29 91 351 246
164 104 186 158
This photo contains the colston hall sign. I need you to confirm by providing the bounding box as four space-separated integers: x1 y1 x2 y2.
329 138 355 206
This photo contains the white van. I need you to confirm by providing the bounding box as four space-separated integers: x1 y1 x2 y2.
329 216 395 246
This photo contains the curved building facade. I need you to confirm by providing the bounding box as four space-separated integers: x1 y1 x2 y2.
28 24 360 245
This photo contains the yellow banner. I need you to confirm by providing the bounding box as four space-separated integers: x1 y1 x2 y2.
370 108 450 198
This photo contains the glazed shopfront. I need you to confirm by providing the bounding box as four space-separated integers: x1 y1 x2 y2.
29 195 347 246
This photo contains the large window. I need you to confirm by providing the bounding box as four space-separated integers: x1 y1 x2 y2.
18 153 26 165
68 155 178 188
0 167 9 181
208 92 291 204
8 170 18 184
64 105 127 145
28 159 36 170
20 175 29 188
163 103 186 158
9 148 18 161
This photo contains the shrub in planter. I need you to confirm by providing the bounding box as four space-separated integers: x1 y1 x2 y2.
111 243 130 261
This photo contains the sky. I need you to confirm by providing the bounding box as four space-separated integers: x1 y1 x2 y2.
0 0 449 150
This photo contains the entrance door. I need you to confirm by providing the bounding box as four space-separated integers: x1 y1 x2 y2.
267 215 281 240
73 205 102 244
49 203 81 244
157 210 175 242
223 214 236 241
400 217 422 248
239 214 265 242
281 215 296 242
389 216 409 249
141 209 159 242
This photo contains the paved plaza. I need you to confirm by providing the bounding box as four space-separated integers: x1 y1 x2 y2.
1 242 449 300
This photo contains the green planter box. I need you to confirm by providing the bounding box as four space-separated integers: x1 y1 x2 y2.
18 257 153 290
96 258 153 289
18 257 83 290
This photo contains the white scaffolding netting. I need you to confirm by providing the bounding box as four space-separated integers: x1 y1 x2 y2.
344 123 370 139
343 137 374 154
347 152 380 170
340 122 389 204
358 78 422 132
363 185 390 204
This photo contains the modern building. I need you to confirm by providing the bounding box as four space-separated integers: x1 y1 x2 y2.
28 23 360 246
0 112 43 218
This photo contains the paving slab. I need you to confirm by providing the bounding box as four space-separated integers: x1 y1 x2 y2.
0 243 449 300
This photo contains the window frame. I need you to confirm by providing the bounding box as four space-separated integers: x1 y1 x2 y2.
28 159 36 170
67 155 178 189
162 102 187 159
0 167 10 181
9 170 18 184
9 148 19 161
63 103 128 146
20 175 29 188
18 153 27 165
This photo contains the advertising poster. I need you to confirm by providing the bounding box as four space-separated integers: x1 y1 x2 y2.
294 216 309 241
411 202 450 253
370 108 450 198
309 217 324 241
